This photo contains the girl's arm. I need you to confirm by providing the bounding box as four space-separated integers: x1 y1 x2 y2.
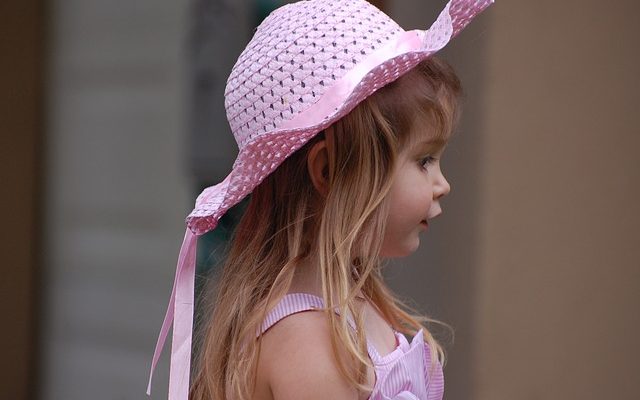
259 310 361 400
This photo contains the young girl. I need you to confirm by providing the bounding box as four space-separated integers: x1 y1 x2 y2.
147 1 493 399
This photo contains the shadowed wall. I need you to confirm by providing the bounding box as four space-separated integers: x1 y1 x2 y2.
0 1 43 399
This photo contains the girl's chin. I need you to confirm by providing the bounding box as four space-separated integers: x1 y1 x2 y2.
380 239 421 258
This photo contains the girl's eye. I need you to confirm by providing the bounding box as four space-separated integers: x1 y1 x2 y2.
420 155 437 169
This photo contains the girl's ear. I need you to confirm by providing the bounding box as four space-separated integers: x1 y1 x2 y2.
307 139 330 196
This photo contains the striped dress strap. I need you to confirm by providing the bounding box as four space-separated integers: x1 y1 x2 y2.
258 293 381 360
259 293 326 335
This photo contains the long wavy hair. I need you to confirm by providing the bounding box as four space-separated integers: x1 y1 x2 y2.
190 57 462 400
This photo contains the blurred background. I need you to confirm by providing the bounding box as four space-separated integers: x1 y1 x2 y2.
2 0 639 399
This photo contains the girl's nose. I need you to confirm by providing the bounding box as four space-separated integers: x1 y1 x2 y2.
434 172 451 199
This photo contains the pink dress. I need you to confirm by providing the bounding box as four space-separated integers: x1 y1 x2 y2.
260 293 445 400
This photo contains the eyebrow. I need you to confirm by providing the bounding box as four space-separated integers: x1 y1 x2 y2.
415 138 447 152
418 138 445 145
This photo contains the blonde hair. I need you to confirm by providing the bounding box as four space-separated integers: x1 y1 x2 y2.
190 57 462 400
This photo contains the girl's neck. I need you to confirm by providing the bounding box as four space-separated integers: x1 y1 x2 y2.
287 255 323 297
287 254 367 302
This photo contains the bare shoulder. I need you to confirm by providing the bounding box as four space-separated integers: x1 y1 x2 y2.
256 310 360 400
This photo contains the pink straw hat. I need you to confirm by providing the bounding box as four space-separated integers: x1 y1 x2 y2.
147 1 494 398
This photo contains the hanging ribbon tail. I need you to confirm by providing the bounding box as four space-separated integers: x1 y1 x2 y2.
147 228 198 400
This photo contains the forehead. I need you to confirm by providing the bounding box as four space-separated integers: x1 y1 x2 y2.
402 114 450 152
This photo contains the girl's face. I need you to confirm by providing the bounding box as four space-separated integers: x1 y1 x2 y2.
380 121 451 257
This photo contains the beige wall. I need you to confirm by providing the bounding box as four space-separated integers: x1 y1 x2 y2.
475 1 640 399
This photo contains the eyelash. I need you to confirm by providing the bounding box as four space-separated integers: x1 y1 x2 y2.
420 155 438 169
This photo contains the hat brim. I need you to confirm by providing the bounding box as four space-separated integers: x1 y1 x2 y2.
186 0 493 235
